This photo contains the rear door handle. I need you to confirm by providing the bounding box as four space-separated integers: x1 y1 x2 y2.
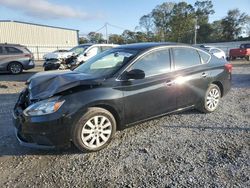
166 80 175 87
201 72 208 78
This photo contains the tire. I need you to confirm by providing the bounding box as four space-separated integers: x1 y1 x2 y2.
8 62 23 74
72 107 116 152
246 56 250 61
198 84 221 113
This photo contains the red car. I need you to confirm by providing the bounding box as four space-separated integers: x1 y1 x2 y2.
229 43 250 61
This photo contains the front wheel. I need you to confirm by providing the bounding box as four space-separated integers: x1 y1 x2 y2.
198 84 221 113
8 62 23 74
72 107 116 152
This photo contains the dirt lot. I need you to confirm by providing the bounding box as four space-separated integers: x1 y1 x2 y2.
0 61 249 187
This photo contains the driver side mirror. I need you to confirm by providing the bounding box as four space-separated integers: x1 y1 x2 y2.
123 69 145 80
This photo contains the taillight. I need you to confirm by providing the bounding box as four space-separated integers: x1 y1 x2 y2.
225 63 232 73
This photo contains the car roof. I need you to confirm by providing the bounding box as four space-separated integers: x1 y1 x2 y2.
77 44 92 47
91 44 119 47
116 42 189 51
78 43 119 47
0 43 25 47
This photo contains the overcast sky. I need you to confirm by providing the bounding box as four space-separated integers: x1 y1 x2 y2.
0 0 249 37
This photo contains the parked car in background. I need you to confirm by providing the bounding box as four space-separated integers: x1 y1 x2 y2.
200 45 226 59
229 43 250 61
0 43 34 74
54 49 68 53
43 44 118 71
76 44 119 62
43 49 70 60
13 42 232 152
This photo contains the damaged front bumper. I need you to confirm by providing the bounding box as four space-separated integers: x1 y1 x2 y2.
14 127 55 150
43 61 60 71
12 109 72 149
12 90 72 149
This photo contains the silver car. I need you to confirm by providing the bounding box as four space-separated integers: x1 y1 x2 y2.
0 44 35 74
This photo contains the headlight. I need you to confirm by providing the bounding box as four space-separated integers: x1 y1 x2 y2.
23 97 65 116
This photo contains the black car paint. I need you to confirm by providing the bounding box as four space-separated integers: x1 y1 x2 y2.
13 43 231 148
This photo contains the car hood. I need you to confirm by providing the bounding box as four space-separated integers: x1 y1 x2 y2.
44 52 74 59
27 70 101 100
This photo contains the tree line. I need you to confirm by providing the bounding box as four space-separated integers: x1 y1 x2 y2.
79 0 250 44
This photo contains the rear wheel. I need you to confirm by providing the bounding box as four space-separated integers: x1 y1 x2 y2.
246 56 250 61
8 62 23 74
72 107 116 152
198 84 221 113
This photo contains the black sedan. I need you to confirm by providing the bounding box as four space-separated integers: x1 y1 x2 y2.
13 43 232 152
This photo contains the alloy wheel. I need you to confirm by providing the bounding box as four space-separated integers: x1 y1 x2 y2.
10 63 22 74
206 88 220 111
81 115 112 149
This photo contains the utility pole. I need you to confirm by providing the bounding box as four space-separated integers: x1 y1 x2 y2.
194 17 199 44
105 23 109 44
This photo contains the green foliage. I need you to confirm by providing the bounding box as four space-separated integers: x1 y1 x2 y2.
108 34 124 44
194 0 214 24
247 18 250 37
210 20 224 42
194 0 215 43
221 9 248 41
169 2 195 43
83 1 249 44
197 23 213 43
79 37 88 44
121 30 136 44
151 2 175 41
139 14 154 35
87 32 105 43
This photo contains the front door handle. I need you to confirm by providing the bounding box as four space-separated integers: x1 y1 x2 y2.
201 72 208 78
166 80 174 87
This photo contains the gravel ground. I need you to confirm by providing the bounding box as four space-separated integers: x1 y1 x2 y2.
0 61 249 187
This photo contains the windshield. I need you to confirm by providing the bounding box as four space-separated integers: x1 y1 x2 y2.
69 45 91 54
74 48 138 78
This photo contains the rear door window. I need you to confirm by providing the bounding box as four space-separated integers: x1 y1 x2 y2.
0 47 3 54
5 47 23 54
172 47 201 70
129 48 171 77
